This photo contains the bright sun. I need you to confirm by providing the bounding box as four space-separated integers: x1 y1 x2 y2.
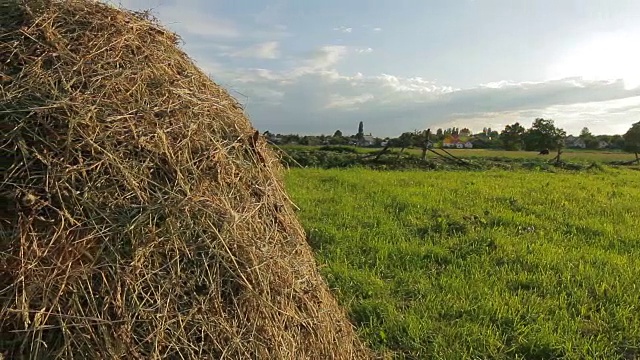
547 31 640 90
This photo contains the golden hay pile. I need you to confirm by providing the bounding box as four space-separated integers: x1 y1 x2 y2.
0 1 369 358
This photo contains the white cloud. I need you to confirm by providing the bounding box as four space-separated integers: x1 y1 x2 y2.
376 74 456 94
253 1 286 26
102 0 640 136
102 0 640 137
299 45 349 71
539 96 640 135
356 47 374 54
325 94 375 109
150 4 240 39
333 26 353 33
230 41 280 59
547 30 640 90
217 48 640 136
237 68 283 83
106 0 292 42
438 95 640 136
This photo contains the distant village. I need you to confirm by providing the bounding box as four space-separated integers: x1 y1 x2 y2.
262 119 628 151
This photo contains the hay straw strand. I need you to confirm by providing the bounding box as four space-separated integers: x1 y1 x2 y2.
0 1 370 358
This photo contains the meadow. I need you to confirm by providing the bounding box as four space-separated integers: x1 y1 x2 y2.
286 167 640 359
278 145 639 173
420 148 633 163
280 145 635 163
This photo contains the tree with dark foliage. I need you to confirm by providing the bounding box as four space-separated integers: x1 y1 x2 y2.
623 121 640 162
356 121 364 141
523 118 566 151
499 122 526 151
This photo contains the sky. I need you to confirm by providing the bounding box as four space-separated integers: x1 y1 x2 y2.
107 0 640 137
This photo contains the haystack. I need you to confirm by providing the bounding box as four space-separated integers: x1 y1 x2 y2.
0 1 369 358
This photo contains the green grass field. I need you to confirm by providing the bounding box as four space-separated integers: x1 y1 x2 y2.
286 168 640 359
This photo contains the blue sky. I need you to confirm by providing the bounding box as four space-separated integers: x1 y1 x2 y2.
109 0 640 136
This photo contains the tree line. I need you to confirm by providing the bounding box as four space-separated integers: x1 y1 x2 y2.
263 119 640 157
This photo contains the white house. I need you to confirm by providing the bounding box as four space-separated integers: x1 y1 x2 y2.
565 135 586 149
443 135 473 149
360 135 375 146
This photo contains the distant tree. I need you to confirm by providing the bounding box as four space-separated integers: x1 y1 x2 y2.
579 127 599 149
623 121 640 160
470 137 490 149
390 132 415 154
300 136 324 146
610 134 626 149
415 129 432 160
585 138 600 150
597 135 613 143
436 128 444 139
280 134 300 144
357 122 364 138
333 129 343 137
328 135 348 145
580 127 593 138
522 118 566 151
499 122 526 151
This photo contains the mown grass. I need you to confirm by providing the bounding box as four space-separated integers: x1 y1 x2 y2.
286 167 640 359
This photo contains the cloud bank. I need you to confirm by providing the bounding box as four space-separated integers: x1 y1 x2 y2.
105 0 640 136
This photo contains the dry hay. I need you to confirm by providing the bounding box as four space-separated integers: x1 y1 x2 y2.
0 1 370 358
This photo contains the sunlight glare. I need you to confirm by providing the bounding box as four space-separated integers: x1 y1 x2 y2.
547 31 640 90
